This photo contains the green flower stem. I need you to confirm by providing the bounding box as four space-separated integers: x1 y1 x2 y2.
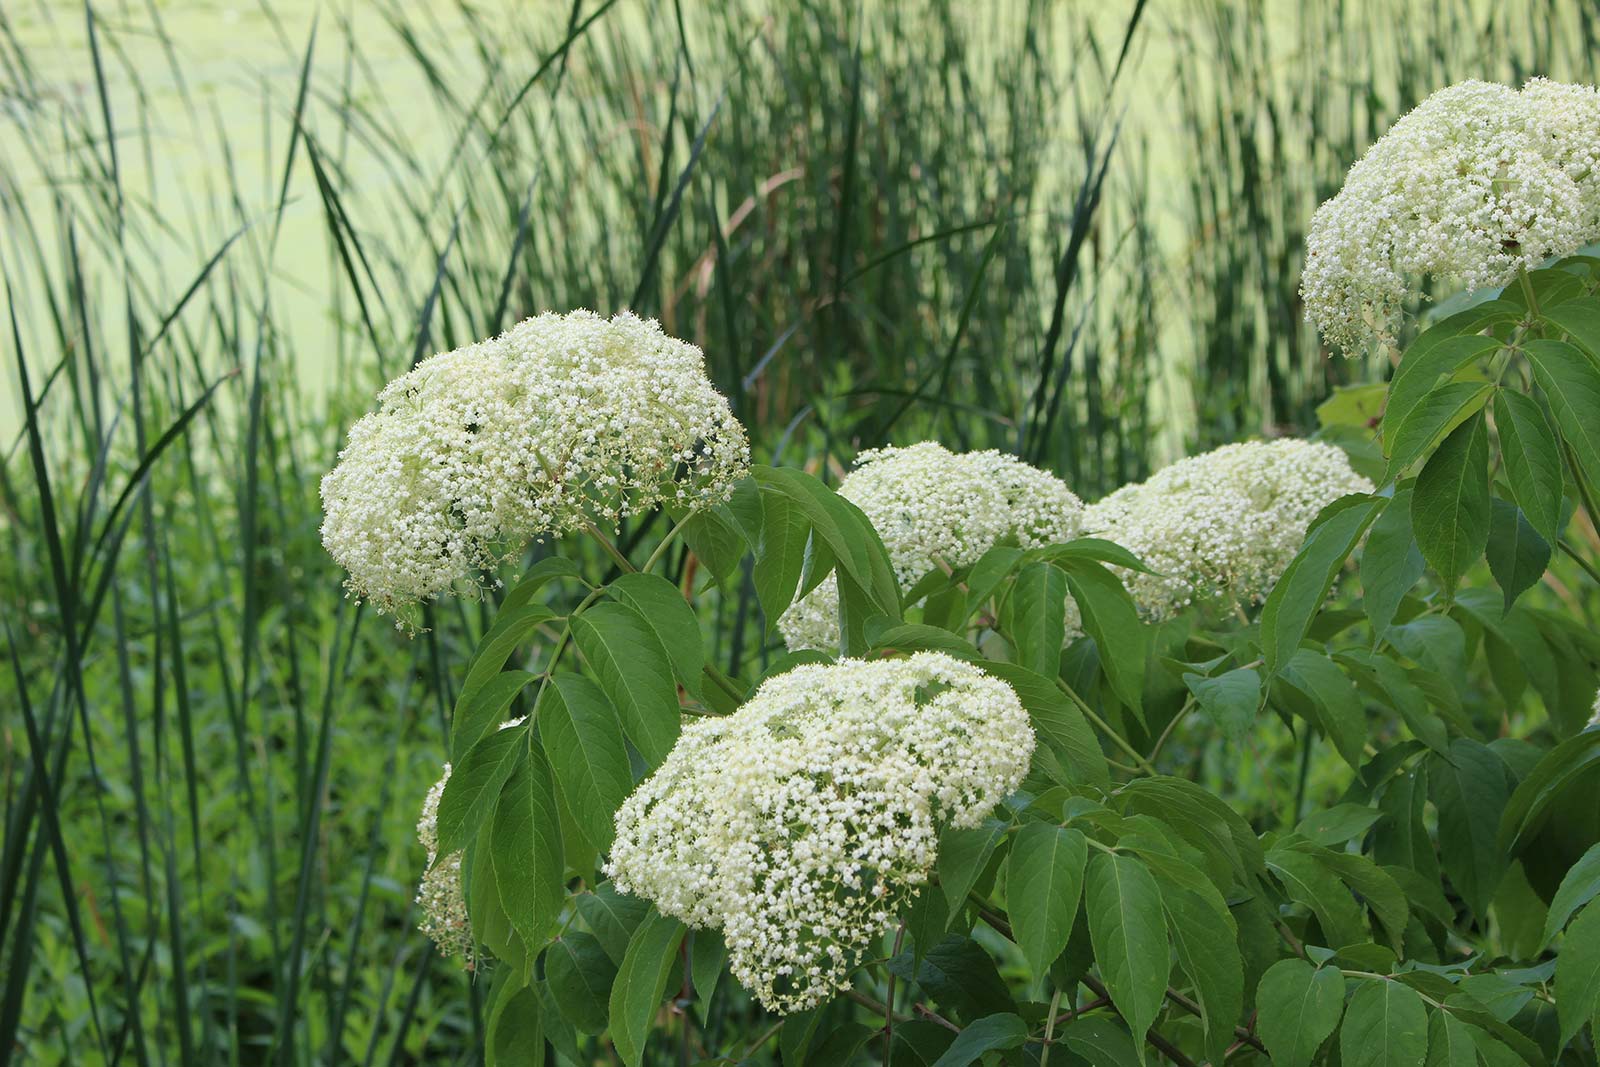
1145 694 1197 766
1039 987 1064 1067
1560 539 1600 587
1054 676 1158 776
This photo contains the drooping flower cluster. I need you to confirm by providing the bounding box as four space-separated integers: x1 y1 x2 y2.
1081 439 1373 620
416 763 474 964
1303 78 1600 354
321 310 749 618
778 442 1084 651
605 653 1034 1013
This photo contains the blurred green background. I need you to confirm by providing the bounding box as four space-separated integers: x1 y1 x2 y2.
2 1 1596 1063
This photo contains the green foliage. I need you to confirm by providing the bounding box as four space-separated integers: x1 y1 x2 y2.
6 1 1600 1065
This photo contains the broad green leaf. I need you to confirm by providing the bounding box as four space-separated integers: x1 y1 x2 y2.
500 556 585 612
1058 1016 1142 1066
1339 978 1429 1067
1543 843 1600 947
804 1023 875 1066
1424 1008 1479 1067
1267 847 1366 949
608 572 705 699
1311 848 1410 951
546 932 617 1034
437 723 526 856
1004 824 1087 978
1557 901 1600 1048
571 601 680 766
1060 559 1147 713
1261 495 1386 676
1526 338 1600 490
885 935 1014 1022
938 819 1008 914
1296 804 1385 848
928 1013 1028 1067
750 465 900 615
1008 561 1067 679
1119 776 1263 886
1384 380 1494 481
679 504 747 584
963 545 1025 619
1256 959 1345 1067
1383 334 1503 452
1493 389 1565 544
453 604 556 756
869 622 981 659
540 674 631 853
1412 410 1490 591
1485 497 1551 612
1145 852 1243 1064
1183 666 1260 742
750 489 809 629
452 669 538 762
575 881 651 965
1085 851 1168 1061
608 909 687 1067
1430 739 1511 921
486 975 544 1067
1544 299 1600 362
1499 731 1600 853
689 930 726 1017
492 746 565 955
976 659 1107 788
1277 650 1366 770
1361 486 1426 635
1026 537 1155 574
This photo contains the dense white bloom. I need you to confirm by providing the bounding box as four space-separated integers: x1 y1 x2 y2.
1589 687 1600 728
1303 78 1600 353
414 718 527 965
416 763 474 964
605 653 1033 1013
778 442 1084 651
322 310 749 618
1082 439 1373 620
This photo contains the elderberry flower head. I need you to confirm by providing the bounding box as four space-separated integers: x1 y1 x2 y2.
605 652 1033 1013
778 442 1084 651
1303 77 1600 354
321 310 749 621
1081 439 1373 620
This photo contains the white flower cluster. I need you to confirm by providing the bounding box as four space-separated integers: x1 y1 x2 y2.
605 653 1033 1013
1082 439 1373 620
1589 687 1600 729
321 310 749 618
778 442 1084 651
1303 78 1600 353
416 763 474 965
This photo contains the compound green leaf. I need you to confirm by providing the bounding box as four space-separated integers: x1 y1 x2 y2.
1256 960 1344 1067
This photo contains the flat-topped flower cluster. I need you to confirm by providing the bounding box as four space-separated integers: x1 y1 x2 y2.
779 442 1084 651
1081 439 1374 620
321 310 749 618
604 653 1034 1013
1303 77 1600 353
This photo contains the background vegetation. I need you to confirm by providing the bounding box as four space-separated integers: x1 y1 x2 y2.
2 1 1598 1063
